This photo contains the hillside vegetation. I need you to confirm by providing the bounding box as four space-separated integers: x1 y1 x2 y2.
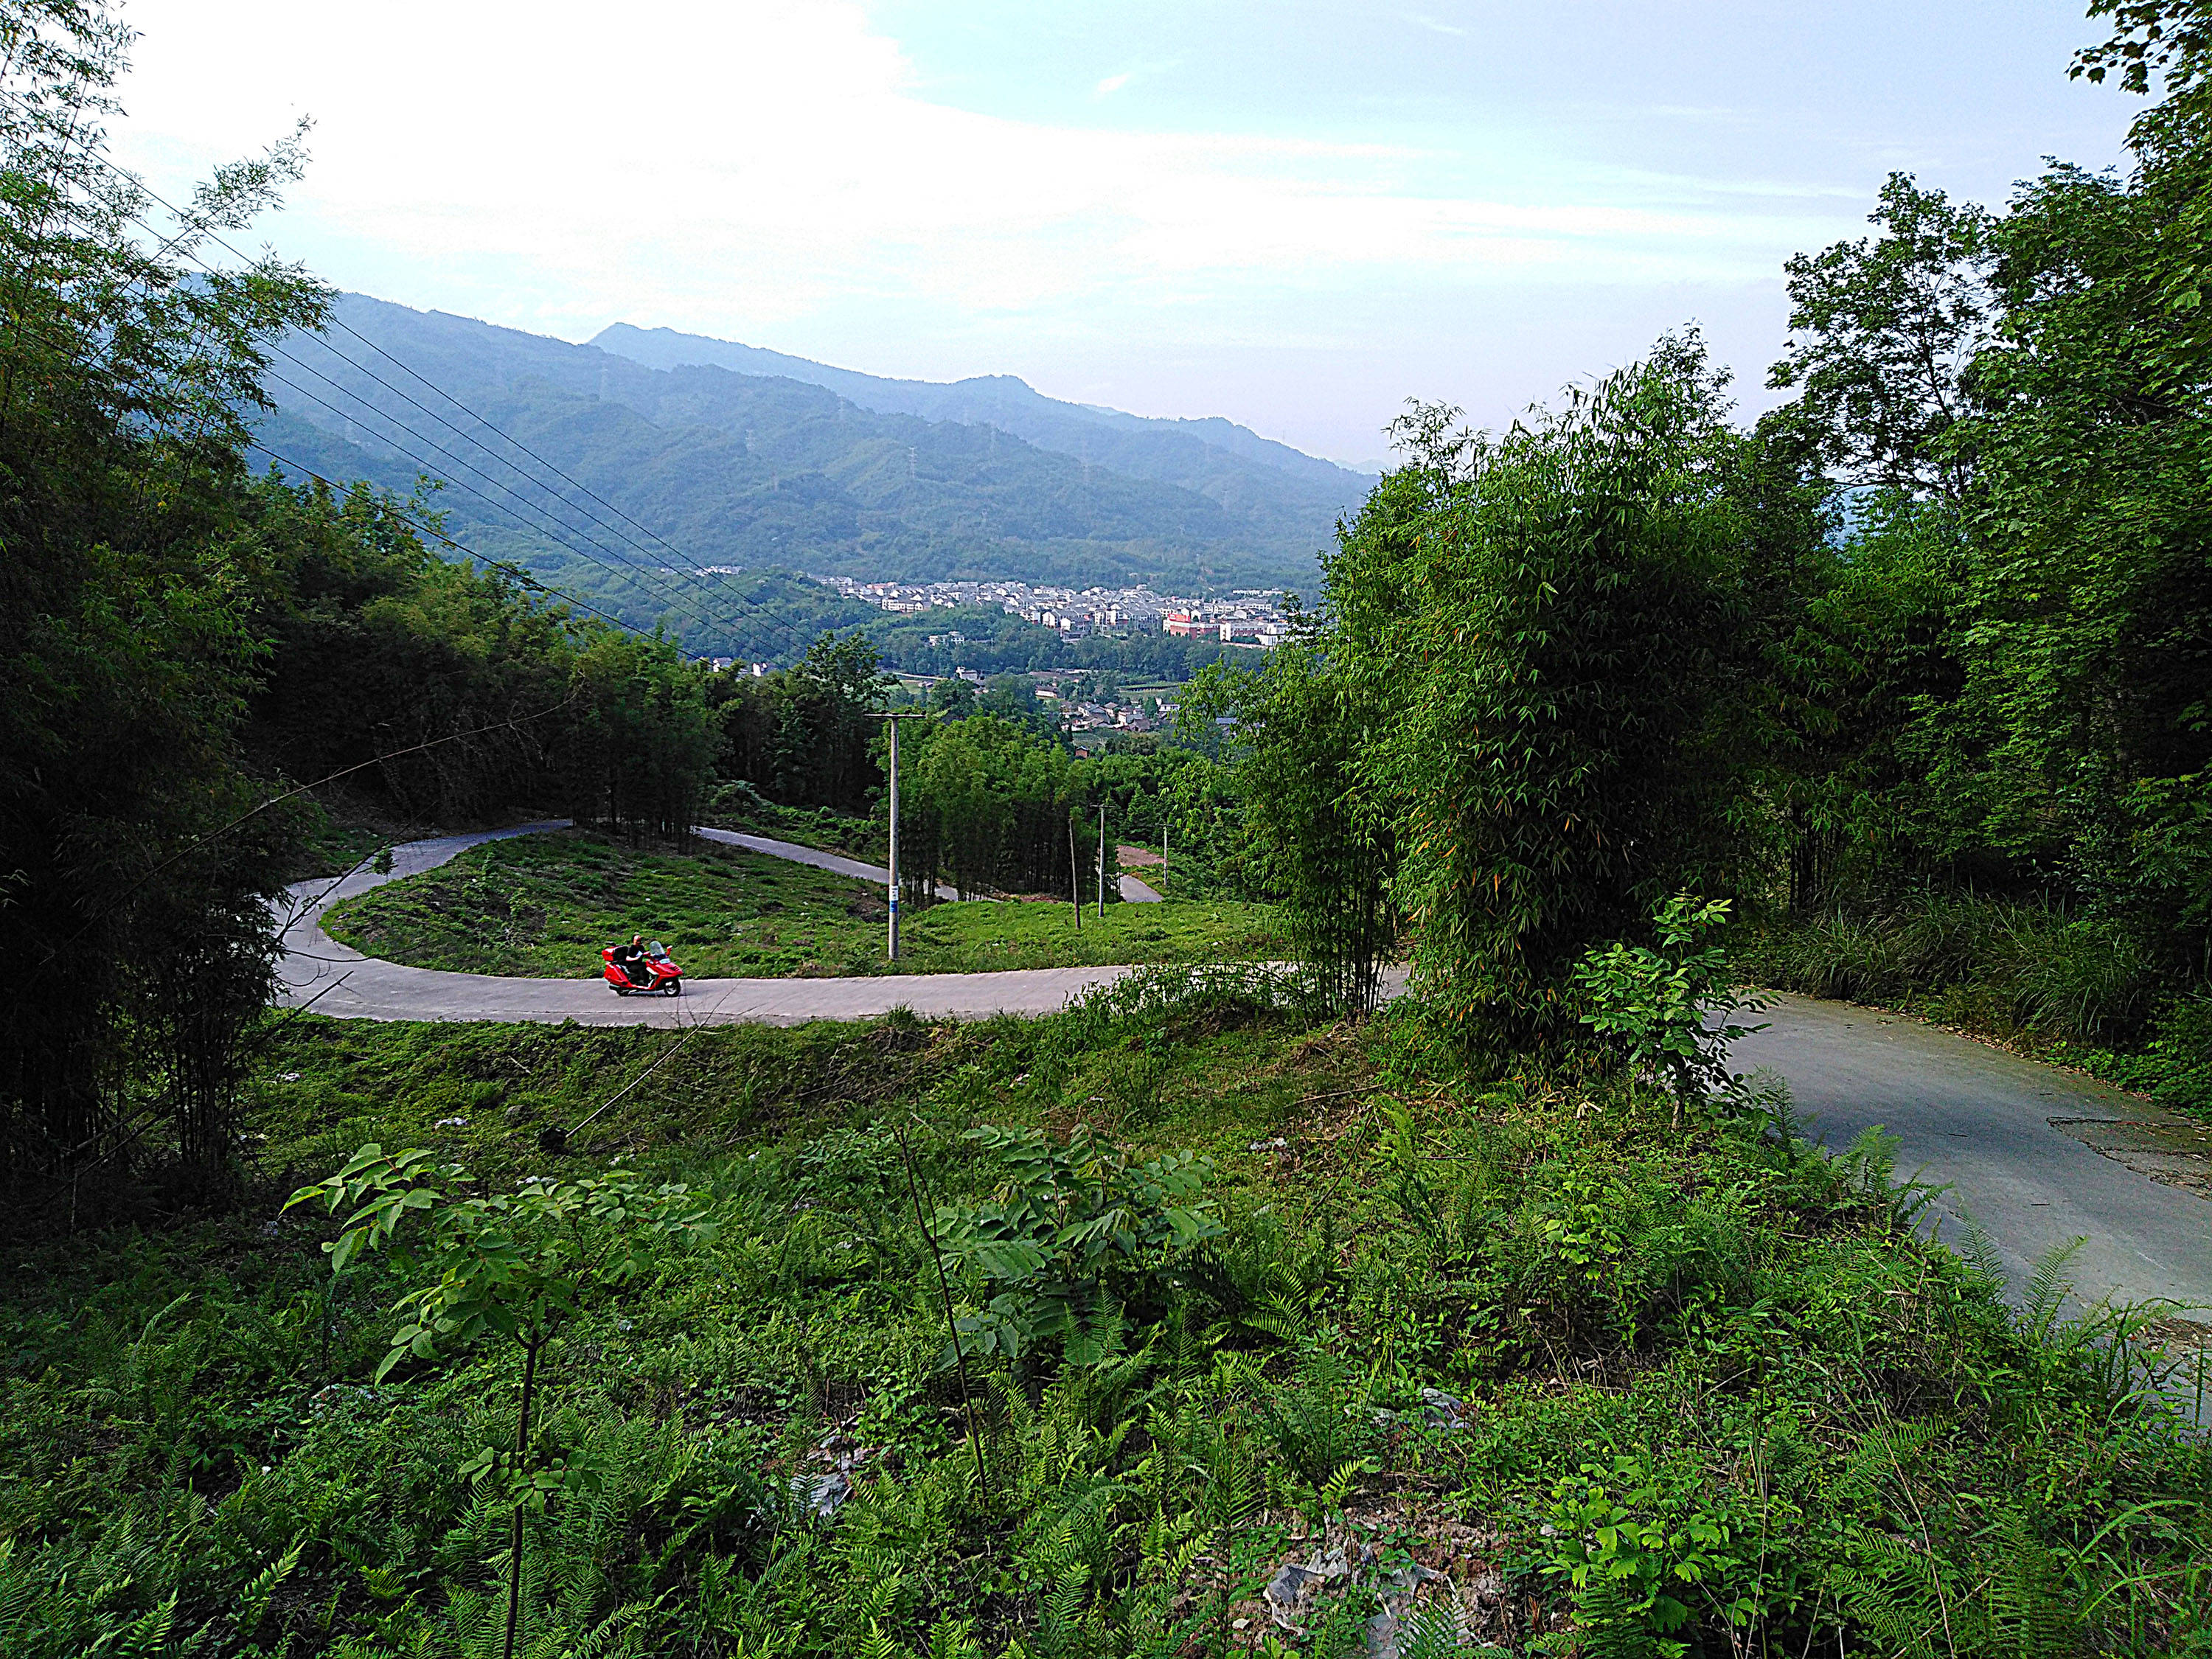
5 1 2212 1656
321 830 1281 979
591 321 1366 497
257 292 1346 615
4 978 2206 1656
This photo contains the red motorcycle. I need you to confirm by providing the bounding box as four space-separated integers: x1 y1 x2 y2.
602 940 683 997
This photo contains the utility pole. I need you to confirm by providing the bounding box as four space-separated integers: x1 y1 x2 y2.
1096 804 1107 919
879 711 926 961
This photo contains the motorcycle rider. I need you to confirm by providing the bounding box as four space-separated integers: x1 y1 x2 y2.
610 933 650 987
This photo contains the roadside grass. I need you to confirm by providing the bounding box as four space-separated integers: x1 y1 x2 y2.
5 975 2208 1657
706 798 888 863
321 827 1282 978
288 809 404 883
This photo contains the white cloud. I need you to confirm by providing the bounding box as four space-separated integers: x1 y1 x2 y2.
113 0 1851 327
121 0 2057 454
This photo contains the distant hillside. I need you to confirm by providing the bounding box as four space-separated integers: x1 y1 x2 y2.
255 296 1349 640
591 321 1369 496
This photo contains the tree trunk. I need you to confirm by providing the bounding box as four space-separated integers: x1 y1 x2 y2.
502 1336 543 1659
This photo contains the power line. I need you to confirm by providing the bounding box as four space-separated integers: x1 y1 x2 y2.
266 342 702 592
243 439 649 637
255 358 728 641
0 84 828 660
251 327 822 653
319 311 718 580
263 320 825 656
254 318 823 658
268 325 748 627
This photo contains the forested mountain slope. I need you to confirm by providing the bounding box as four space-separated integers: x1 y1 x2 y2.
257 295 1340 616
591 319 1370 495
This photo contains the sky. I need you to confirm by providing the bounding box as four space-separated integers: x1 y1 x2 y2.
112 0 2140 467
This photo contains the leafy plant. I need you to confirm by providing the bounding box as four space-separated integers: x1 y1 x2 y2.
1571 894 1765 1123
1535 1456 1755 1659
286 1144 717 1659
934 1125 1222 1368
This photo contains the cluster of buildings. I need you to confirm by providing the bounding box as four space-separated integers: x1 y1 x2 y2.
813 575 1289 647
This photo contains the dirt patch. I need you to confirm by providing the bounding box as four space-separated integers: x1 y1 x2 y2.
2048 1116 2212 1199
1200 1498 1557 1655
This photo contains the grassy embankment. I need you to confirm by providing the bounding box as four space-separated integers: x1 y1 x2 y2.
322 828 1280 978
3 972 2206 1655
1740 897 2212 1118
708 799 888 863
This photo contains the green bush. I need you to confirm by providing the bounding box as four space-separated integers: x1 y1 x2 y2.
6 987 2210 1655
934 1124 1222 1368
1749 896 2171 1046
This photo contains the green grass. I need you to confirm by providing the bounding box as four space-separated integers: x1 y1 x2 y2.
321 828 1283 978
706 796 888 862
4 978 2207 1657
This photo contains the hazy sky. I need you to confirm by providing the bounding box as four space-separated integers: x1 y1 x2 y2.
113 1 2139 466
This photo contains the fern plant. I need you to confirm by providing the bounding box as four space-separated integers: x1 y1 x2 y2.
287 1144 717 1659
933 1125 1222 1369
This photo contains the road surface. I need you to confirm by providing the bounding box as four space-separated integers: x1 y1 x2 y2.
275 823 1147 1027
1732 994 2212 1318
276 827 2208 1323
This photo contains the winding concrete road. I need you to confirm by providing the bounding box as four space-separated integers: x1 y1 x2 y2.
1732 995 2212 1318
693 826 1160 902
274 823 1143 1027
275 825 2208 1322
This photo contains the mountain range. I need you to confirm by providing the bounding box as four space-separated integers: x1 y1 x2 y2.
590 321 1368 495
254 295 1370 655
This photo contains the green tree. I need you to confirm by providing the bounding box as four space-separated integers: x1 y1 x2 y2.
1759 15 2212 964
1336 340 1762 1046
1189 619 1397 1015
565 630 717 840
241 475 580 822
1764 173 1994 504
0 0 326 1193
930 675 979 717
773 633 891 810
1934 150 2212 942
897 714 1081 901
287 1144 716 1659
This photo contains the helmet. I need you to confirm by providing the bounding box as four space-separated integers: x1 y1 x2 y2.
630 934 644 947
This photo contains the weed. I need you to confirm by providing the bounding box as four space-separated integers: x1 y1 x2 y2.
3 981 2207 1656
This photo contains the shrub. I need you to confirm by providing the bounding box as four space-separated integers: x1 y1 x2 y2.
1750 895 2171 1046
1571 894 1764 1121
933 1125 1222 1369
1321 340 1784 1048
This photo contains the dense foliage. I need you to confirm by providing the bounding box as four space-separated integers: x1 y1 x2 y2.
0 0 326 1198
2 978 2205 1657
7 4 2211 1655
1200 5 2211 1074
894 715 1091 902
0 5 714 1203
1202 347 1808 1029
